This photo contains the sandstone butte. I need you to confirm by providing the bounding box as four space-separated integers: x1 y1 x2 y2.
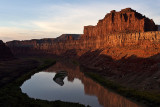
6 8 160 60
0 40 13 60
82 8 157 38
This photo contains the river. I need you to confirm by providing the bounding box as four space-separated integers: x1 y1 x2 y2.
21 61 141 107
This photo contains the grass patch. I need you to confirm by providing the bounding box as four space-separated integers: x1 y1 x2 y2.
85 72 160 107
0 57 85 107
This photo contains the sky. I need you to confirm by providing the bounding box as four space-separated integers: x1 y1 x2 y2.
0 0 160 42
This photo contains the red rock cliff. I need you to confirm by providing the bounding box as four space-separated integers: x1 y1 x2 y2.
7 31 160 59
6 8 159 59
82 8 157 38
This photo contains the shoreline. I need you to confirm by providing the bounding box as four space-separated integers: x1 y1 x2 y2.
80 64 160 107
0 57 85 107
1 56 160 107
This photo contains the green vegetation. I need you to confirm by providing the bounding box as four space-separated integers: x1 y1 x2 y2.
0 57 85 107
85 72 160 107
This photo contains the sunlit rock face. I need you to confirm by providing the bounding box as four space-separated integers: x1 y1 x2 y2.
82 8 157 38
6 8 160 59
6 32 160 59
0 40 13 60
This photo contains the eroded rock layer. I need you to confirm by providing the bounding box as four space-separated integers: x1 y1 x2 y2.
6 31 160 59
82 8 157 38
6 8 159 59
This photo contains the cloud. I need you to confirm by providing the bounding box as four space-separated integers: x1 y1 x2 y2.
0 0 159 42
0 27 60 42
31 3 140 33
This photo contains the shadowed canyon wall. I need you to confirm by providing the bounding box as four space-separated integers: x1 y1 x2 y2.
0 40 13 60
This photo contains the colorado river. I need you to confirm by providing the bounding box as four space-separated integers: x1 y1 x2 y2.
21 62 141 107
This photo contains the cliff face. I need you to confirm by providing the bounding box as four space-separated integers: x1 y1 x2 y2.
0 40 13 60
7 31 160 59
82 8 157 38
6 34 81 56
6 8 159 59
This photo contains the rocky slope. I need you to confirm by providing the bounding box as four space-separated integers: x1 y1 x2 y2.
0 40 13 60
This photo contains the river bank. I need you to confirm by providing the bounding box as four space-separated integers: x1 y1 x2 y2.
0 57 85 107
1 56 160 107
80 64 160 107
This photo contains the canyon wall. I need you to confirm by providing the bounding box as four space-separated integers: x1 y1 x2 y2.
7 31 160 59
0 40 13 60
82 8 157 38
6 8 160 59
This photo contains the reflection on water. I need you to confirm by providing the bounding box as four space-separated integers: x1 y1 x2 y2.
53 71 68 86
21 62 141 107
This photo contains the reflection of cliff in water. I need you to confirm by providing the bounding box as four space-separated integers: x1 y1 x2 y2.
53 71 68 86
46 62 140 107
